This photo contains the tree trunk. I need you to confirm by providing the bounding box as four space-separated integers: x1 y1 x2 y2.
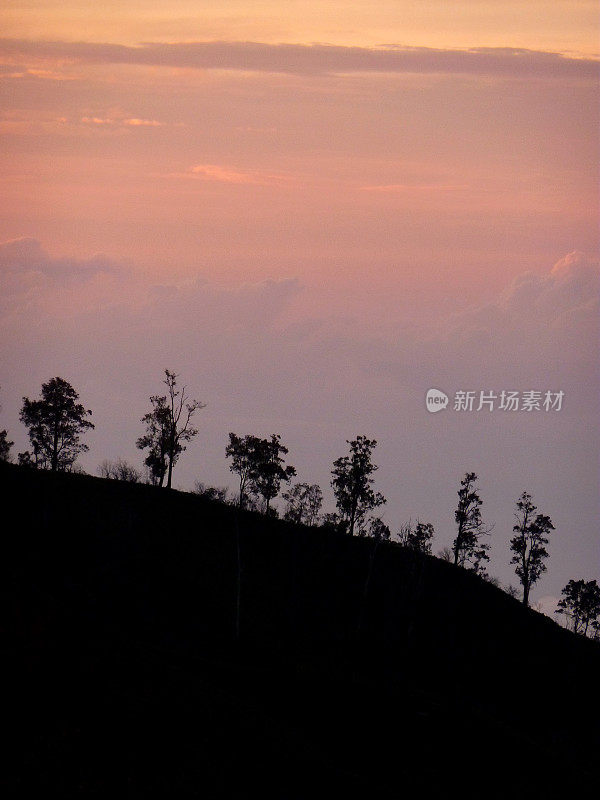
52 422 59 471
166 450 173 488
349 494 358 536
522 582 530 606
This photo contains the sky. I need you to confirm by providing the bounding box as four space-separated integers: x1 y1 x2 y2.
0 1 598 613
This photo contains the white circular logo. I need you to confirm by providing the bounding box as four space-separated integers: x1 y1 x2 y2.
426 388 449 413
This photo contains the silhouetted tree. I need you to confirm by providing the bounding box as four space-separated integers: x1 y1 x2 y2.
225 432 294 637
398 520 435 554
225 432 293 639
555 579 600 637
331 436 386 536
282 482 323 526
17 450 36 468
137 370 205 489
366 516 390 541
137 397 170 486
452 472 491 574
509 491 554 606
226 433 263 510
251 434 296 515
19 377 94 471
99 458 142 483
0 429 13 462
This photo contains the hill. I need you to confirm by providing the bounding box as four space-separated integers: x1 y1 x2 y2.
3 462 599 797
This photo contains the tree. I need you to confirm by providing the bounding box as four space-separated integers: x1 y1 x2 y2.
331 436 386 536
137 396 170 486
225 433 295 513
555 579 600 637
19 377 94 471
509 491 554 606
226 433 263 509
366 516 391 541
452 472 491 574
398 520 435 554
137 370 205 489
0 429 13 462
282 482 323 526
251 434 296 515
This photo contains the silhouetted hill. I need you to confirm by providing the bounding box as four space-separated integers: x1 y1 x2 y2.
3 463 599 797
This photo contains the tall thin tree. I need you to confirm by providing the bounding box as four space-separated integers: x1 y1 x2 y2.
137 370 205 488
452 472 491 574
331 436 386 536
509 491 554 606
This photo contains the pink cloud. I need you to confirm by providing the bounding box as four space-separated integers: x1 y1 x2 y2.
183 163 292 186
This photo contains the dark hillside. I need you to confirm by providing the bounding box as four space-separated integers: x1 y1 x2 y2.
3 463 599 797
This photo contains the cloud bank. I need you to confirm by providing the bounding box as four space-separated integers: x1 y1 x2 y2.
0 39 597 79
1 239 597 601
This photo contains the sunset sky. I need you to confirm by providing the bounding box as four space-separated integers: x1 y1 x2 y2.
1 2 598 609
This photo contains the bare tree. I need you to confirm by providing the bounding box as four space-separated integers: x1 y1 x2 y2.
137 370 205 489
99 458 142 483
437 546 453 563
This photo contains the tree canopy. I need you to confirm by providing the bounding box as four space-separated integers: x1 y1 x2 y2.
452 472 490 574
331 436 386 536
226 432 295 513
282 482 323 526
398 520 435 554
509 491 554 606
556 579 600 638
19 377 94 471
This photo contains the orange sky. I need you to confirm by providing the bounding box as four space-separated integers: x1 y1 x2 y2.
2 1 598 53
